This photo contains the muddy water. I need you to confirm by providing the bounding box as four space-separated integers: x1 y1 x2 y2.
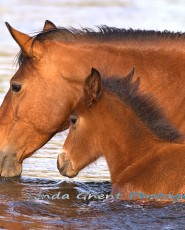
0 0 185 229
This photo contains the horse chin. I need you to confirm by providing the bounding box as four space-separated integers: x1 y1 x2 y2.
0 153 22 177
57 153 79 178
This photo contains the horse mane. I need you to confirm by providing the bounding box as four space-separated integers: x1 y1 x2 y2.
16 26 185 66
102 69 183 143
33 26 185 42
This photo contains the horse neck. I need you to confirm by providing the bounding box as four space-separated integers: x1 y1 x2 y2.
56 41 185 79
56 42 185 126
97 91 162 184
103 39 185 51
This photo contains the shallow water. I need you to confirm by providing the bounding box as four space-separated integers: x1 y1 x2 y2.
1 177 185 230
0 0 185 229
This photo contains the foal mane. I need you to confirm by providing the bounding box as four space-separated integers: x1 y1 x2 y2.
102 69 183 143
16 26 185 66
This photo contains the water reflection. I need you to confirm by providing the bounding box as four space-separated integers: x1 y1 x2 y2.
0 177 111 229
1 177 185 229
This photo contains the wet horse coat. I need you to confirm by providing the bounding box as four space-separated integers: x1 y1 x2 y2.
57 69 185 201
1 20 185 177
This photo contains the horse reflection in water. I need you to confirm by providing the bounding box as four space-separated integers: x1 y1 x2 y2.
58 68 185 201
0 177 112 229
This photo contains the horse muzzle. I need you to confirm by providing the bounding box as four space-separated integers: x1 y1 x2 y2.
0 153 22 177
57 153 78 178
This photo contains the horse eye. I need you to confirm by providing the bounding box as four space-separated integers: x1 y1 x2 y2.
70 115 78 127
11 83 22 93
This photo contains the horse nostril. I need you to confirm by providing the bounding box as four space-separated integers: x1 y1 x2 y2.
57 153 69 174
58 161 69 175
57 153 65 168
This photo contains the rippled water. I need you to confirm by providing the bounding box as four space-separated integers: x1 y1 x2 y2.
1 177 185 230
0 0 185 229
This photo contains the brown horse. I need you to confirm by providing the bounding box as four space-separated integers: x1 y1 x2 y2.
1 20 185 177
57 68 185 201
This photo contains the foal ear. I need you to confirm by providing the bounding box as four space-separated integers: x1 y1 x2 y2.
126 67 135 82
5 22 43 59
84 68 102 106
126 68 140 91
43 20 57 31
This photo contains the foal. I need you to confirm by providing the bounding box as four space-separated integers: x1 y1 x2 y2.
57 68 185 201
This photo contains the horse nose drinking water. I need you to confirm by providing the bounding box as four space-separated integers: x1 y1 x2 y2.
57 68 185 201
2 20 185 177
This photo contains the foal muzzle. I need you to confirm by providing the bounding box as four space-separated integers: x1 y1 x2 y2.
57 153 78 178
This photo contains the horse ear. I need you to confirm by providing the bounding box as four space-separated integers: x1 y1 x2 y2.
126 68 140 91
127 67 135 82
84 68 102 106
133 77 140 89
5 22 43 59
43 20 57 31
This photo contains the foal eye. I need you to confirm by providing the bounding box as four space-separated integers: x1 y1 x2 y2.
11 83 22 93
70 115 78 127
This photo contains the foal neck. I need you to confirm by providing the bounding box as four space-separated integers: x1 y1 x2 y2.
98 91 164 184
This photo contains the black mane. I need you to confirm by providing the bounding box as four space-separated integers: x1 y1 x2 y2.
102 69 183 143
35 26 185 43
17 25 185 66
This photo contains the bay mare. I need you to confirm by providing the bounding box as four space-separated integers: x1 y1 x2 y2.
57 68 185 201
1 20 185 177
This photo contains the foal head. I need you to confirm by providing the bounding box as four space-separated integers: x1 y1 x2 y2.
57 68 137 177
57 68 183 178
57 68 105 177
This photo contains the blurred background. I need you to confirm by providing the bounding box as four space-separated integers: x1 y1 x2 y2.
0 0 185 181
